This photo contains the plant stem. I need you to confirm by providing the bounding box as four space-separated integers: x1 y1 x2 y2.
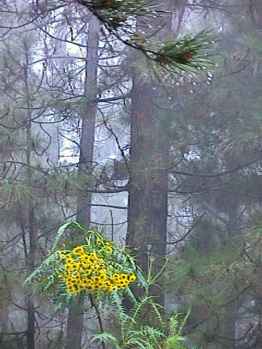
89 295 106 349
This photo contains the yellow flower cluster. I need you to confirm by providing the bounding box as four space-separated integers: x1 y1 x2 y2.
58 245 136 295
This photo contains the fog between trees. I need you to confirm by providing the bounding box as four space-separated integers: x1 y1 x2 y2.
0 1 262 348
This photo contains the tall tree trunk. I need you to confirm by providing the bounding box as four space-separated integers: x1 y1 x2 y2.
127 79 169 306
23 43 36 349
65 15 100 349
126 1 176 307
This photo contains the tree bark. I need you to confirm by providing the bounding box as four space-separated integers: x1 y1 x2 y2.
126 1 175 307
65 15 100 349
24 42 36 349
127 78 169 306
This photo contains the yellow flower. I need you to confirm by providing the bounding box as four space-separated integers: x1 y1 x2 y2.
93 276 100 284
128 273 136 283
67 282 80 295
61 240 137 296
66 256 74 264
66 276 74 283
119 273 128 282
93 262 105 272
117 278 128 288
108 285 118 293
112 273 120 282
71 270 80 278
88 282 95 291
72 246 85 256
81 255 90 262
89 251 99 263
80 279 90 288
71 262 80 271
65 262 74 270
98 272 106 281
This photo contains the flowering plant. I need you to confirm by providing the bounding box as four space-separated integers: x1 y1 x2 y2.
24 222 138 306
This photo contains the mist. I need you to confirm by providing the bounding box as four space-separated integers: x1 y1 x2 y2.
0 1 262 348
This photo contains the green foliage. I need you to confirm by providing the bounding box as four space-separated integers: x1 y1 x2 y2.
155 31 215 72
92 294 190 349
165 221 262 347
46 169 94 197
24 221 194 348
79 0 147 29
24 222 139 308
78 1 214 76
166 241 243 306
127 30 215 87
165 313 190 349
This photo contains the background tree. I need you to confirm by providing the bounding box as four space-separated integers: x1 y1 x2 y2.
1 1 262 349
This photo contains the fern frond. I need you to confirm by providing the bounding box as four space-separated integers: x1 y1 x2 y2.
91 332 121 349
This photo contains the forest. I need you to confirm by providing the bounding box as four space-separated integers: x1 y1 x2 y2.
0 0 262 348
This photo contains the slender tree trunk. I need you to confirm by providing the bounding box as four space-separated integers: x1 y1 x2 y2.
23 43 36 349
65 15 100 349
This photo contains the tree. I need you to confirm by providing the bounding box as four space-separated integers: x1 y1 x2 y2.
0 1 215 347
127 0 211 308
65 14 100 349
164 1 262 347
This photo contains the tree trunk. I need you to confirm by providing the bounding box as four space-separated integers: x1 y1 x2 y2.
126 1 175 307
23 43 36 349
127 78 169 306
65 15 100 349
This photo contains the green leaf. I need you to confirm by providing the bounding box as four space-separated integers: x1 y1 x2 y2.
51 221 85 252
91 332 121 349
